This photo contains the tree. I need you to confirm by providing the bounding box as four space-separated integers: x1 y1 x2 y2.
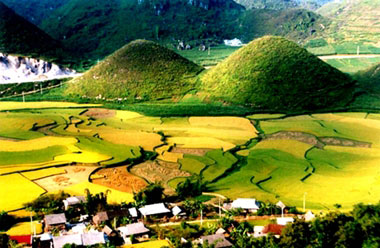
176 176 206 199
230 222 255 248
183 199 205 218
0 212 16 231
0 234 9 248
280 219 314 248
24 191 69 214
133 182 164 206
83 188 110 215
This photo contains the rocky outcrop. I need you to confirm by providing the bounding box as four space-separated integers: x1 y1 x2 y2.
0 53 76 83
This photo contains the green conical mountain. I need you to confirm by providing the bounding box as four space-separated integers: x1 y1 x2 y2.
66 40 203 100
202 36 354 111
0 1 61 59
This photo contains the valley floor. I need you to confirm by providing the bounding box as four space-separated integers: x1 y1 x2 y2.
1 102 380 213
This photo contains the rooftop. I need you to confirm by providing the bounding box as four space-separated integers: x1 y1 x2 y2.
45 213 67 225
53 234 82 248
118 222 150 237
139 203 171 216
231 198 260 210
200 234 233 248
82 232 105 246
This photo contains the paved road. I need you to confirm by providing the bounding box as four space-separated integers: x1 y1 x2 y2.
319 54 380 60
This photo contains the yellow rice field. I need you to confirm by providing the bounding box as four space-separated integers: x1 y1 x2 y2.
5 221 42 236
0 136 77 152
0 174 46 211
63 181 134 204
121 240 171 248
167 137 236 151
22 167 66 180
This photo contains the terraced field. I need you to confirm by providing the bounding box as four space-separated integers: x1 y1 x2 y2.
1 101 380 211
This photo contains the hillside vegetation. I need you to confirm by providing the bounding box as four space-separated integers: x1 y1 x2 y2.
239 8 330 44
354 63 380 94
235 0 333 10
66 40 203 100
202 36 354 111
40 0 244 59
1 0 68 25
317 0 380 48
0 1 62 60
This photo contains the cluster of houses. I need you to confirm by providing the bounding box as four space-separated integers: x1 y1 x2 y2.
15 196 316 248
31 196 188 248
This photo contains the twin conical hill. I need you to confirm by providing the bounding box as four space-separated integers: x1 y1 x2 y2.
0 1 61 59
201 36 354 111
66 40 203 100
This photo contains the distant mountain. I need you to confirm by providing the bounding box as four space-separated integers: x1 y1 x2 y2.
234 0 333 10
66 40 203 100
201 36 354 111
41 0 244 59
0 1 62 60
239 8 330 43
1 0 68 25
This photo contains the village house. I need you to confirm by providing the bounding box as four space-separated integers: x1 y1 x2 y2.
118 222 150 244
93 211 109 226
81 232 106 246
262 224 285 238
277 217 294 226
44 213 67 232
52 234 82 248
225 198 260 213
51 232 106 248
304 210 316 222
62 196 86 211
138 203 171 217
128 207 138 218
102 225 115 237
171 205 185 218
253 226 265 238
198 234 233 248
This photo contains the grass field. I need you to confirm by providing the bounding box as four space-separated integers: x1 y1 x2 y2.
176 45 239 67
324 57 380 73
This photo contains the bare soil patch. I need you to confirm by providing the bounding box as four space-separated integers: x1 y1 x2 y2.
130 160 191 194
319 137 371 148
92 166 147 193
171 147 211 156
265 131 324 149
34 166 95 192
83 108 116 119
265 131 371 149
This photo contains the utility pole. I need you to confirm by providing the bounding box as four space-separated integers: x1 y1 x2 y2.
30 213 33 244
200 209 203 226
208 46 211 56
357 45 360 56
22 91 25 103
219 198 221 218
303 192 307 212
40 83 43 94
